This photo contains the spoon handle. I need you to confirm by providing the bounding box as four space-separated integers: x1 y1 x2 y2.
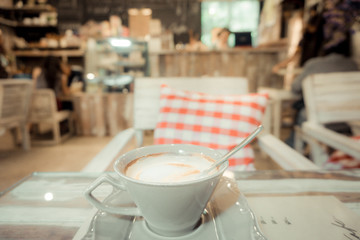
208 125 263 172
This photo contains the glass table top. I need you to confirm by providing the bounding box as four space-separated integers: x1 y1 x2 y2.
0 170 359 239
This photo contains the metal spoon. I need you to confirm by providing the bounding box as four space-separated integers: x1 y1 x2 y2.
203 125 263 174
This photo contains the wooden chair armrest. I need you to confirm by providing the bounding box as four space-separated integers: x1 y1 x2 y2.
258 87 301 101
81 128 136 172
258 133 319 170
257 87 301 138
302 122 360 159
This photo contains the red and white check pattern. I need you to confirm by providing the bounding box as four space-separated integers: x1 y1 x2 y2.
325 136 360 169
154 85 268 170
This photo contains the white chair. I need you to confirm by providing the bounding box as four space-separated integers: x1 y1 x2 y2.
29 89 74 145
258 87 301 138
299 72 360 166
83 77 318 172
0 80 33 150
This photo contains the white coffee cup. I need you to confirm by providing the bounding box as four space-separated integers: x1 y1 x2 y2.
84 144 228 237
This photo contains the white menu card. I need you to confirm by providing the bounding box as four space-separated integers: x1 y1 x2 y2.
247 196 360 240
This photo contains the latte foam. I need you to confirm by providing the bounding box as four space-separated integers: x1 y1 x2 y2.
124 152 216 183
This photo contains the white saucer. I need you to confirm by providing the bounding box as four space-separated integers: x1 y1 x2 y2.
78 177 267 240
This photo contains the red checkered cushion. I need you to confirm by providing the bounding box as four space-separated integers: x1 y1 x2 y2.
154 84 269 171
324 136 360 169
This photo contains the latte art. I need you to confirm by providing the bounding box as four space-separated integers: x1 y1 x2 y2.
124 153 216 183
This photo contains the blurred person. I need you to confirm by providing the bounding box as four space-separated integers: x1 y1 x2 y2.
60 62 85 92
0 29 9 79
186 30 208 51
213 28 231 50
272 5 324 74
286 37 359 147
32 56 72 110
291 38 356 95
273 0 359 75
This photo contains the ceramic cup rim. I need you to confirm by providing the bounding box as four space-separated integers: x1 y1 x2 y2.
113 144 228 186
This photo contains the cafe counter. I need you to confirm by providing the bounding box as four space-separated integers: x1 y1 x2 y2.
149 47 287 92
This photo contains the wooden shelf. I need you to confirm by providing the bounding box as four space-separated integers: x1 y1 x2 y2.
0 17 17 27
0 17 57 27
0 5 56 12
115 61 145 67
13 48 84 57
94 37 150 77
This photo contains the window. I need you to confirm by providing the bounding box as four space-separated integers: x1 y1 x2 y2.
201 0 260 48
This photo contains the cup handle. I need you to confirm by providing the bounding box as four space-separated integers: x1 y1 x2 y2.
84 174 142 216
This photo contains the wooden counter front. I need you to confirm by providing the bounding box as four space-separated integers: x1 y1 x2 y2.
149 47 286 92
72 92 133 137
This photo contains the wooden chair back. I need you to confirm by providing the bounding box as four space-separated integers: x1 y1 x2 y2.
29 89 58 121
133 77 250 131
0 79 33 149
0 80 33 126
302 72 360 125
29 89 73 145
